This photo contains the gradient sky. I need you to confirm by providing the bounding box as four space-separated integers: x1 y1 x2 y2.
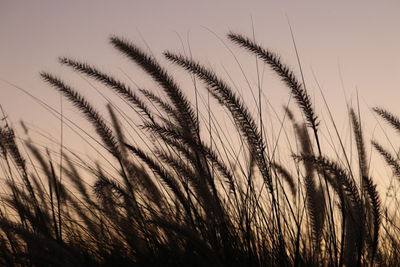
1 0 400 160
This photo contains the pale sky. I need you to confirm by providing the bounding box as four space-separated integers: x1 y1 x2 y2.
1 0 399 163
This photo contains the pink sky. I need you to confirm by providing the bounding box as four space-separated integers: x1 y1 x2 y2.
1 0 399 165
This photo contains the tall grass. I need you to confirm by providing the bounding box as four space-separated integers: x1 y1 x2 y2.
0 32 399 266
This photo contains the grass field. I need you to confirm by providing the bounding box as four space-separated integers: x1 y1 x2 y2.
0 32 399 266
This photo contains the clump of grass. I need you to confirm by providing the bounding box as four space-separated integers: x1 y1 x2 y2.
0 31 398 267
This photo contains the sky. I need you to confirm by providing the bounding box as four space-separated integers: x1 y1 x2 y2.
1 0 400 165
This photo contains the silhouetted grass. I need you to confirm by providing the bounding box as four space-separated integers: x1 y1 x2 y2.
0 32 399 266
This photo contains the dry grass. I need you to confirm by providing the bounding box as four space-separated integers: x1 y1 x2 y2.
0 32 399 266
